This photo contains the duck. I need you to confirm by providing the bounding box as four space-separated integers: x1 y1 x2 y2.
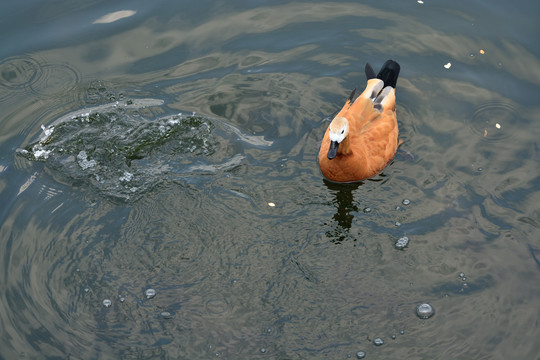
318 60 401 182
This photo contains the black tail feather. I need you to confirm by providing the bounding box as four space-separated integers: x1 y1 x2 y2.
376 60 400 88
365 63 376 80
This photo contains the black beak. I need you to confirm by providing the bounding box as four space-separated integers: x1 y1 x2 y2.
327 140 339 159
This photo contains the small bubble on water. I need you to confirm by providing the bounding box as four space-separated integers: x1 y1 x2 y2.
160 311 173 319
363 207 371 213
395 221 401 226
402 199 410 205
145 288 156 299
391 334 396 340
260 348 266 353
119 296 125 303
395 236 409 250
266 327 273 333
103 299 112 307
416 303 435 319
373 338 384 346
84 287 89 293
399 329 405 335
356 351 366 359
459 272 465 278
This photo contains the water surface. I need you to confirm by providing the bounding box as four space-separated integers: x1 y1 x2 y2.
1 1 539 359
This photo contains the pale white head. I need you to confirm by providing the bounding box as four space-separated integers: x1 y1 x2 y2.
327 117 349 159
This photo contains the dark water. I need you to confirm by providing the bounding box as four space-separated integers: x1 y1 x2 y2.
1 1 540 359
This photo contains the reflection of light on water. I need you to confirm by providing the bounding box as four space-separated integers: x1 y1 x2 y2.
93 10 137 24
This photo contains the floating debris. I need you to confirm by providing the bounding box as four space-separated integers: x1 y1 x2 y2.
416 303 435 319
479 49 485 54
268 202 276 207
444 62 452 69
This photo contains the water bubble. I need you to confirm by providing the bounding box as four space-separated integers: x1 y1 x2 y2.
391 334 396 340
260 348 267 353
160 311 173 319
399 329 405 335
395 236 409 250
363 207 371 213
356 351 366 359
373 338 384 346
119 296 125 303
145 288 156 299
103 299 112 307
395 221 401 226
402 199 410 205
458 272 465 278
84 287 90 293
416 303 435 319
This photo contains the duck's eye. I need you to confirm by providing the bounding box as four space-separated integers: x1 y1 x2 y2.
341 129 345 134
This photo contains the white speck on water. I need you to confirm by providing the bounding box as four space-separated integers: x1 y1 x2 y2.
32 145 51 160
402 199 411 205
103 299 112 307
363 207 372 213
356 351 366 359
40 124 54 141
373 338 384 346
119 171 133 182
145 288 156 299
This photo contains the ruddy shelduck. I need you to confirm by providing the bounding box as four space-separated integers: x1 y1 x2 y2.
318 60 401 182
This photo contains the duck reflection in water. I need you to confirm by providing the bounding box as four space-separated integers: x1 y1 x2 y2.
323 179 363 243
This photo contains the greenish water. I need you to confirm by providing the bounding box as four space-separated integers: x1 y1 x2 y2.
1 1 539 359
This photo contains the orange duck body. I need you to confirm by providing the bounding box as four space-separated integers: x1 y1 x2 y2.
318 60 401 182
